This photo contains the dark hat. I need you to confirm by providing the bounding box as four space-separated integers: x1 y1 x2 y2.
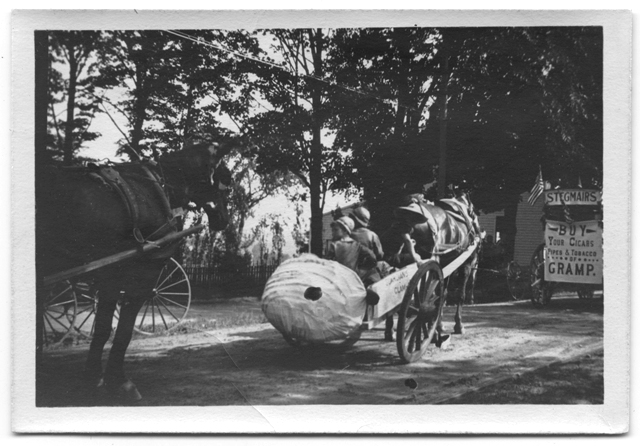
394 203 429 223
350 206 370 228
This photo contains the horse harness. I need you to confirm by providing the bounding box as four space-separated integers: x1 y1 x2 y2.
86 162 179 244
409 199 478 257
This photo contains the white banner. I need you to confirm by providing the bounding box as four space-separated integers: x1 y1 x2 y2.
544 220 603 284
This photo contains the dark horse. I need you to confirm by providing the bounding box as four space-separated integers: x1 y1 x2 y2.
36 142 232 400
390 192 482 336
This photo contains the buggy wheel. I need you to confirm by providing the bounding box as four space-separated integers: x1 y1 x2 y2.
396 260 445 363
42 281 77 346
72 282 100 338
506 261 526 300
530 244 551 306
133 258 192 335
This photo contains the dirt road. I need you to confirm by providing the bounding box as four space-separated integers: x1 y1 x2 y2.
37 295 603 406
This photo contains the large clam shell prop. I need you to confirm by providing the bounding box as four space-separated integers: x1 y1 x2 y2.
261 254 367 343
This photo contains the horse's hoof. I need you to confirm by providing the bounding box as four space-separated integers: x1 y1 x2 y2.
454 326 465 335
436 334 451 349
384 332 395 342
106 379 142 401
118 380 143 401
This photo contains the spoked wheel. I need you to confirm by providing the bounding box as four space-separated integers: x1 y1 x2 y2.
72 282 100 338
133 258 192 335
42 281 77 346
530 244 551 306
396 260 446 364
506 261 527 300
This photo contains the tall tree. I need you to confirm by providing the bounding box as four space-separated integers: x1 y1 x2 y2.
329 28 440 224
247 29 352 255
47 31 102 165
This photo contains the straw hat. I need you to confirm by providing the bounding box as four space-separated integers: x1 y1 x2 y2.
350 207 370 228
331 216 354 235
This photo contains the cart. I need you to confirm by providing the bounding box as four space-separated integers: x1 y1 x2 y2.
529 189 603 306
41 224 202 346
262 236 480 363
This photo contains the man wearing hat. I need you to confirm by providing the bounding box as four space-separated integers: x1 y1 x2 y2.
350 206 384 264
325 216 376 277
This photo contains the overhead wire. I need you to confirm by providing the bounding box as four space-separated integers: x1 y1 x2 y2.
164 29 419 112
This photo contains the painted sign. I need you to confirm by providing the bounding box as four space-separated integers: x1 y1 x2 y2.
544 189 602 206
369 263 418 319
544 220 603 284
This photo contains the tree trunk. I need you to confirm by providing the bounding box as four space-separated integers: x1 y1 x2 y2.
308 29 325 256
437 34 450 199
63 47 78 165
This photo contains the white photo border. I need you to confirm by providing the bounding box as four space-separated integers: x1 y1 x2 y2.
11 9 631 434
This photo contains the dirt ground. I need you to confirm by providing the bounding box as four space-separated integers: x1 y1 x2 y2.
37 294 603 406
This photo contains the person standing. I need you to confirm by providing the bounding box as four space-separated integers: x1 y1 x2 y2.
350 206 385 271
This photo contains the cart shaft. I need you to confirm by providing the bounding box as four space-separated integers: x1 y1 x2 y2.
43 224 206 287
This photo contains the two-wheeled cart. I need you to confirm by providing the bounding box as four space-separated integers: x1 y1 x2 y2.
40 224 202 346
262 237 479 363
529 189 603 306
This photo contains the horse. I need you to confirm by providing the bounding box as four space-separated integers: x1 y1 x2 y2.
36 142 233 400
388 192 482 337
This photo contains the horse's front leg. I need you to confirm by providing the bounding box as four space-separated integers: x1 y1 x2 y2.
454 271 470 335
466 264 478 306
84 294 118 384
103 297 145 401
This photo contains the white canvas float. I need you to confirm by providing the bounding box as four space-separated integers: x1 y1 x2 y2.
262 240 479 363
261 254 368 343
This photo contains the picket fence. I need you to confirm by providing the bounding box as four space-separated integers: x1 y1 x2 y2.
185 263 279 288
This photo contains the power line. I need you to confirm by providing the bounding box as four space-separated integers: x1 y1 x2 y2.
164 29 419 112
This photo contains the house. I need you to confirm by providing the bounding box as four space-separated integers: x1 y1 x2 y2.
478 191 545 266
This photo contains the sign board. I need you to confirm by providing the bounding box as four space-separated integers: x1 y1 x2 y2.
544 220 603 284
544 189 602 206
369 263 418 320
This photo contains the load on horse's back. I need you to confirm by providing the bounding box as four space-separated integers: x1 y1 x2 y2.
389 191 483 335
36 141 234 401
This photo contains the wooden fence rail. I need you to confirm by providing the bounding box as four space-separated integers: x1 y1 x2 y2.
185 263 279 288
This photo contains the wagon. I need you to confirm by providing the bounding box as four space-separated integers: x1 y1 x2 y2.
262 237 479 363
40 224 201 346
529 188 603 306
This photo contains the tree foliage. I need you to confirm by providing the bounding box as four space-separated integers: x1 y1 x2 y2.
246 29 355 255
46 31 102 164
41 27 603 263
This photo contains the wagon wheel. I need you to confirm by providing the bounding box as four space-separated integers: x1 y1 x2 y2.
506 261 526 301
396 260 445 363
42 281 77 346
133 258 192 335
530 244 551 306
72 282 100 338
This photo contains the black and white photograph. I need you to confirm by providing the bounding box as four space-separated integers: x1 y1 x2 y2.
10 8 631 434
